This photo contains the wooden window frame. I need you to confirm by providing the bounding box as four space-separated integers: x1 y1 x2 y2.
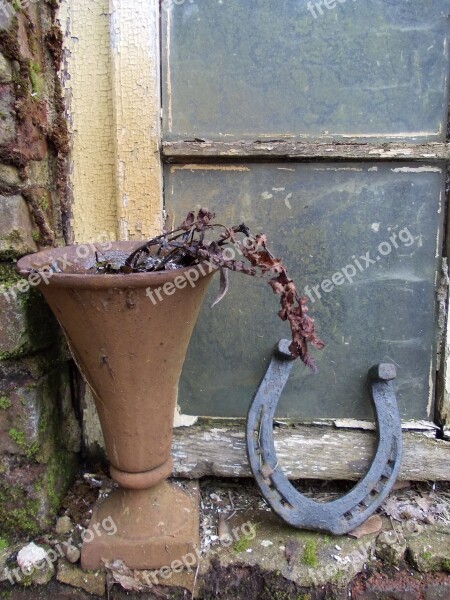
59 0 450 481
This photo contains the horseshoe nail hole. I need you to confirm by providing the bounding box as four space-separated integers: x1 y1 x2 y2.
280 498 293 509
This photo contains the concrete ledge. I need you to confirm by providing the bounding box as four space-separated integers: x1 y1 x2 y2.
0 477 449 599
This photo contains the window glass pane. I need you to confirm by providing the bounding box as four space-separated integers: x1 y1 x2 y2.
165 162 445 420
162 0 450 142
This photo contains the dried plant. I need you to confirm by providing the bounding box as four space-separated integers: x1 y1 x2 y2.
96 208 324 371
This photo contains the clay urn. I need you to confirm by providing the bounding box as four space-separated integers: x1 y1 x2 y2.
17 242 215 570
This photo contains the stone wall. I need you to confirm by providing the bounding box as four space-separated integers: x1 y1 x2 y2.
0 0 80 536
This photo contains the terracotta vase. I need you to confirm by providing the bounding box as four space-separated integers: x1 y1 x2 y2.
17 242 215 570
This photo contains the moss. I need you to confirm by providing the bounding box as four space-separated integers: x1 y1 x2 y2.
421 551 433 561
28 61 44 99
37 195 49 211
31 231 41 243
0 496 41 537
233 526 257 554
442 559 450 573
0 264 21 290
0 350 19 360
0 396 11 410
38 449 77 514
302 540 318 568
1 230 22 245
0 451 77 536
0 538 8 550
7 424 38 459
8 428 25 447
25 441 39 460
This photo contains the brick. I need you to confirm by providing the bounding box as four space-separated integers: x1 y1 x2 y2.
0 53 12 83
0 84 16 144
0 194 37 257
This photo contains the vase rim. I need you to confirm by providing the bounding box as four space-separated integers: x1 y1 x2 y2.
16 242 217 288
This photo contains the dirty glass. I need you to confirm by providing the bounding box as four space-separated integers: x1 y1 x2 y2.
165 162 445 420
162 0 450 142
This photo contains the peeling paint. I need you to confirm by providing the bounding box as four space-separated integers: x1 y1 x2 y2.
59 0 162 243
170 164 250 172
59 0 118 242
174 404 198 428
391 166 442 173
109 0 162 239
427 354 434 417
314 167 363 172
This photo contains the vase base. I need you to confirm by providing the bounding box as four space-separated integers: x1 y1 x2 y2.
80 481 199 571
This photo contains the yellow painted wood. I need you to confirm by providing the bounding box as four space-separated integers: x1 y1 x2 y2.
109 0 163 240
58 0 162 243
58 0 118 242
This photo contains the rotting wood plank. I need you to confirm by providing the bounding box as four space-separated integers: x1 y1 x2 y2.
171 420 450 482
162 141 450 162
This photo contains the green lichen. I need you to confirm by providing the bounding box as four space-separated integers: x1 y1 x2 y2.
0 396 11 410
302 540 318 568
421 551 433 561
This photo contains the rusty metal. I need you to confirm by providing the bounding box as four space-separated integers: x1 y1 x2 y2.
246 340 403 535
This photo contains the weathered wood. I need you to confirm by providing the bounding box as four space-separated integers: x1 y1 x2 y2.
437 181 450 430
109 0 163 239
163 141 450 162
171 420 450 481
